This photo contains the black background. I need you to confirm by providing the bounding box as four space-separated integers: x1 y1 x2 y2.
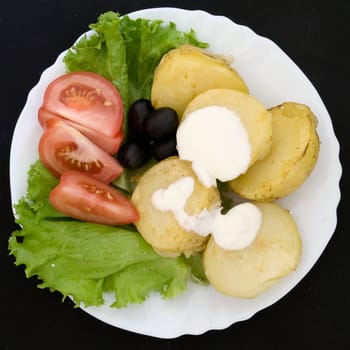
1 0 349 349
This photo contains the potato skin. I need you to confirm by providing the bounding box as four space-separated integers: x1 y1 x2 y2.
151 45 249 118
183 88 272 166
131 157 220 257
203 202 302 298
229 102 320 201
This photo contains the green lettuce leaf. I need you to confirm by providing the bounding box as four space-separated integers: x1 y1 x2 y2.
9 12 210 309
64 11 208 114
8 161 191 308
24 160 65 221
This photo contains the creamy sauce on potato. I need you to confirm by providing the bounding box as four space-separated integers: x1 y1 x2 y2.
151 176 219 236
212 202 262 250
176 105 251 188
151 176 261 250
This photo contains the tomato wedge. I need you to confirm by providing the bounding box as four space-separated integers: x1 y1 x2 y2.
49 171 139 225
38 107 124 154
38 120 123 183
41 71 123 138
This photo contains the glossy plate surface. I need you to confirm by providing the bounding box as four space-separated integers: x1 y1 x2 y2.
10 7 341 338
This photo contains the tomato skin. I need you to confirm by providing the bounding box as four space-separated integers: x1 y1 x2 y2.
41 71 123 138
38 107 124 154
38 121 123 183
49 171 139 225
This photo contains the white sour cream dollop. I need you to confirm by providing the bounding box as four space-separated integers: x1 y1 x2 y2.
151 177 220 236
211 202 262 250
176 105 251 188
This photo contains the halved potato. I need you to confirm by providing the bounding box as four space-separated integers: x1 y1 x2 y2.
203 201 302 298
182 88 272 166
151 45 249 118
229 102 320 201
131 157 220 257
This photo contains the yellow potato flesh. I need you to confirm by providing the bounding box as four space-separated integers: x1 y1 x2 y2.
151 45 249 118
203 202 302 298
182 88 272 166
229 102 320 201
131 157 220 257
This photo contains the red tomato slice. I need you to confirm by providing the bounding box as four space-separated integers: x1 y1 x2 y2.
39 121 123 183
41 71 123 138
49 171 139 225
38 107 124 154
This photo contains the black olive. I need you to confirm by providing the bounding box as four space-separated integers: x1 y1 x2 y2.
117 139 151 169
151 135 178 161
128 99 154 136
144 107 179 140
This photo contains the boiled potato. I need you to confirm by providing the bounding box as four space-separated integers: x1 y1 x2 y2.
131 157 220 257
203 202 302 298
183 88 272 166
151 45 249 118
229 102 320 201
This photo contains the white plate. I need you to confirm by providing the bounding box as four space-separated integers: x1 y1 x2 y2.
10 7 342 338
